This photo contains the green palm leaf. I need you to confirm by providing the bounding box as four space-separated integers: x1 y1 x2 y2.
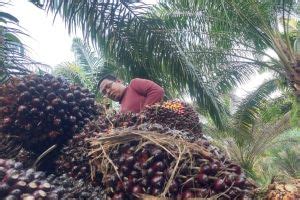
234 78 281 134
0 4 33 83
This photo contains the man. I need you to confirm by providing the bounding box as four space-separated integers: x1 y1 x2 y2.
98 75 164 113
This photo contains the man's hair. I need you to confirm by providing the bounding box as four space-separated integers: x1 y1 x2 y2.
97 74 117 92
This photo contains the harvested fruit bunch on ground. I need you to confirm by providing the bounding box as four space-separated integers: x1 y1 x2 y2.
266 179 300 200
0 158 57 199
0 74 99 153
89 128 256 200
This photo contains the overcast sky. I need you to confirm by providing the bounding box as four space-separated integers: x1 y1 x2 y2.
4 0 271 98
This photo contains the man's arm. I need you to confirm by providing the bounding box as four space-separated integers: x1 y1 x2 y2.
130 78 164 106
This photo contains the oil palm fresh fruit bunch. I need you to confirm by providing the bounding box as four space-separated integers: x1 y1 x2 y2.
0 74 99 153
141 100 202 135
266 179 300 200
89 128 256 200
54 131 102 184
0 158 58 199
91 100 202 136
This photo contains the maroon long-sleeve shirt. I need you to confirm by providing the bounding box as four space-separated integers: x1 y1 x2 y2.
119 78 164 113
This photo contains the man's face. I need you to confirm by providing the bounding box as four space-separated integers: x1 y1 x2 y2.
99 79 125 101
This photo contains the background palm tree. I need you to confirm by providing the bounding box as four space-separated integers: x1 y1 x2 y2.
155 0 300 125
205 77 299 185
0 2 31 83
54 38 119 94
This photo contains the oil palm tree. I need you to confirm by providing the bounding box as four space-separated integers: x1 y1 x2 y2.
155 0 300 125
205 76 297 183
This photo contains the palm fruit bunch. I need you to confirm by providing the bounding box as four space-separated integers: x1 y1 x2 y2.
89 100 202 136
0 158 58 199
89 128 256 200
266 179 300 200
46 173 104 199
141 100 202 135
53 131 102 183
0 74 99 153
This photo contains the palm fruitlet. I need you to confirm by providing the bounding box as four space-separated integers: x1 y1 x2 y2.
0 74 99 153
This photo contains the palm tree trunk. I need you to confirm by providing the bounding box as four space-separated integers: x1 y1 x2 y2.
289 57 300 127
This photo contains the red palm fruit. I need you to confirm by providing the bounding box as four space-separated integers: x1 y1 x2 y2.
213 178 226 192
224 174 237 186
151 188 162 196
118 154 126 165
152 161 166 171
132 185 143 194
125 155 134 166
169 180 178 194
141 178 148 187
107 174 118 187
126 146 135 154
199 164 211 174
112 192 125 200
228 164 242 174
115 181 123 192
120 165 129 174
210 162 220 175
123 180 133 192
151 175 164 188
233 175 246 187
153 149 163 159
147 168 155 177
130 170 139 178
3 117 12 127
16 83 26 91
142 157 154 169
195 173 209 185
133 162 141 171
182 190 194 199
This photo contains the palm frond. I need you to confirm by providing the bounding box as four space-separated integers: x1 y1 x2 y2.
0 7 33 83
233 78 280 134
53 62 87 87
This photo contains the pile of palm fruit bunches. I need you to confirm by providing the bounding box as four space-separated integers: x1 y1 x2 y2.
0 74 257 199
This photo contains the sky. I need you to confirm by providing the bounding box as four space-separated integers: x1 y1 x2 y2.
5 0 76 67
4 0 271 99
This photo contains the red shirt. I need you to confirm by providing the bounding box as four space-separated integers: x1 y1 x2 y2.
120 78 164 113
